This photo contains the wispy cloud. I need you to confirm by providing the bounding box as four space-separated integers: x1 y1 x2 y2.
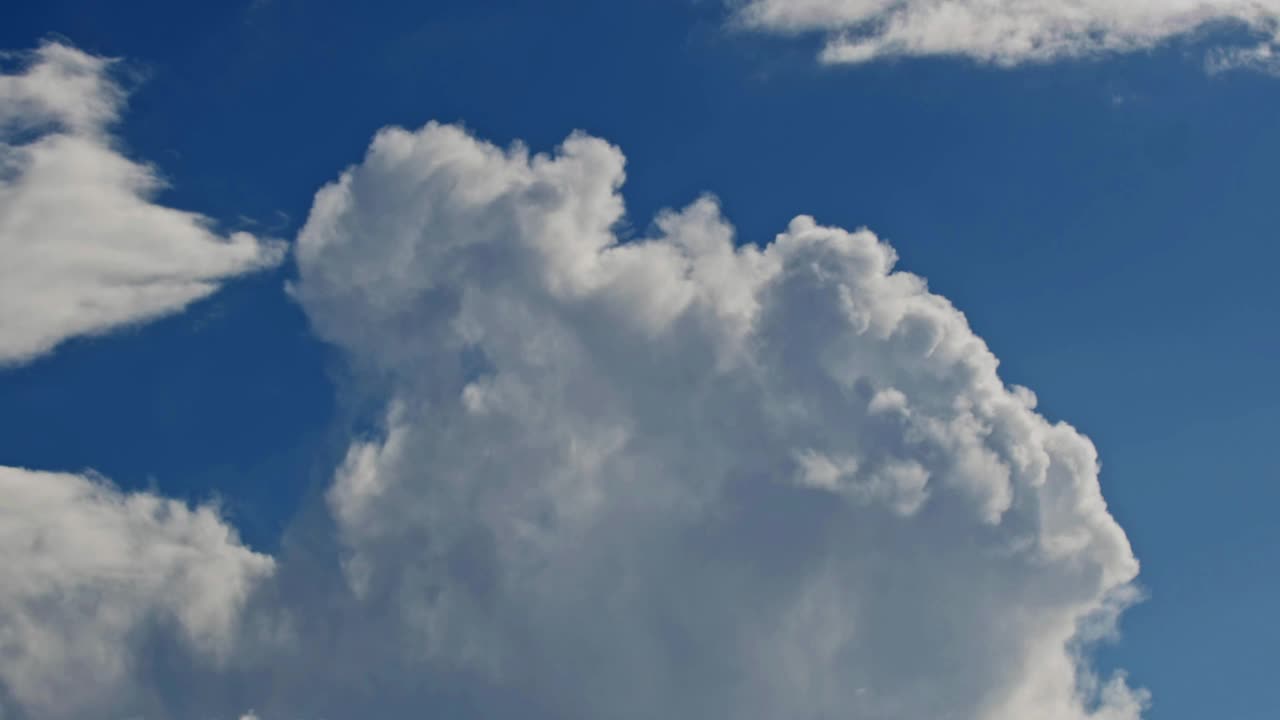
0 42 283 367
732 0 1280 67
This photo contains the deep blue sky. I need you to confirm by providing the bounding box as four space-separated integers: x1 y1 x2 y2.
2 1 1277 717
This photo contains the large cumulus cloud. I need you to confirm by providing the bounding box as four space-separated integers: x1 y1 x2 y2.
279 121 1146 720
0 41 1150 717
0 42 283 366
732 0 1280 69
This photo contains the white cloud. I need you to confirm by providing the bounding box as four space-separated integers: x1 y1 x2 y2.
732 0 1280 66
284 121 1146 719
1207 37 1280 72
0 465 274 718
0 42 283 367
0 39 1153 717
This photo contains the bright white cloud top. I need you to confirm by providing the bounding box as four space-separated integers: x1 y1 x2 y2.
0 465 274 718
284 122 1146 720
0 43 283 366
733 0 1280 67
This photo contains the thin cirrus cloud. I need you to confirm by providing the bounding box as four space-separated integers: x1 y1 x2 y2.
0 42 284 367
732 0 1280 69
0 42 1147 720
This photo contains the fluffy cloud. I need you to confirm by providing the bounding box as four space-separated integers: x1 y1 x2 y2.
732 0 1280 66
0 42 1150 717
0 465 274 719
0 42 283 367
284 121 1145 719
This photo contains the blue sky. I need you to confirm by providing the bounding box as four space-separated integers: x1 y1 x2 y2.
1 1 1277 719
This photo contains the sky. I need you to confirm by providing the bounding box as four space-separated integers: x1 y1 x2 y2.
0 1 1277 719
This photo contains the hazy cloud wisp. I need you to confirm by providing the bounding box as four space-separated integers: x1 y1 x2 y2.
733 0 1280 68
0 42 283 367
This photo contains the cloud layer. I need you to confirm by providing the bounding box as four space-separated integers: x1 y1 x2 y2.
734 0 1280 67
0 116 1146 719
0 42 283 366
0 466 274 719
283 122 1145 720
0 45 1147 719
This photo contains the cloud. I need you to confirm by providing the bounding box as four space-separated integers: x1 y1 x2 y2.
1207 37 1280 72
732 0 1280 67
0 465 274 719
0 41 1149 716
280 121 1146 719
0 42 283 367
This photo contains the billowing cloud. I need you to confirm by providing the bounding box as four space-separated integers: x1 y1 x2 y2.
732 0 1280 67
282 121 1146 719
0 41 1150 717
0 42 283 367
0 465 274 719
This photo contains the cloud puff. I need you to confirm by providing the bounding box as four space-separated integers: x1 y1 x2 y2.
1207 36 1280 73
285 121 1145 719
0 42 283 367
0 465 274 719
732 0 1280 66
